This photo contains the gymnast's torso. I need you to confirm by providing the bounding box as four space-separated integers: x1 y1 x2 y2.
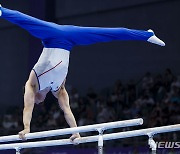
33 48 70 92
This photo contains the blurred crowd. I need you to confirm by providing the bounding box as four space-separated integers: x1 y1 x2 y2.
0 68 179 147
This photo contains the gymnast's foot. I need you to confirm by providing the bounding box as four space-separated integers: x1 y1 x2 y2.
147 29 165 46
0 4 2 16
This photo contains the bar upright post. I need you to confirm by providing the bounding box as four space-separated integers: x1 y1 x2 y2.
97 128 104 154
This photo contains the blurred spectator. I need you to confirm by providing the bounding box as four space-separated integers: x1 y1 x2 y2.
142 72 153 91
163 68 174 91
126 79 136 104
2 115 18 129
148 103 163 127
96 104 115 123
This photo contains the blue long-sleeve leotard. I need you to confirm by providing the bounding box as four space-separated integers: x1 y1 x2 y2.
1 7 153 51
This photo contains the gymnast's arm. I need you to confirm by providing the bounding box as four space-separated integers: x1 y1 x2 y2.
18 82 36 140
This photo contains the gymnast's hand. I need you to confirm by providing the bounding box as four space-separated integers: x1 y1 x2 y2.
70 133 81 145
18 128 30 140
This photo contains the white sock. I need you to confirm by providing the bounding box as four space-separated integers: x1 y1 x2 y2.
147 29 165 46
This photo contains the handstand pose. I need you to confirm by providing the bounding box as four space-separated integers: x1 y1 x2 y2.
0 5 165 141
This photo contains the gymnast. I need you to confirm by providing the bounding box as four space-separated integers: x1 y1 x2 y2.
0 5 165 142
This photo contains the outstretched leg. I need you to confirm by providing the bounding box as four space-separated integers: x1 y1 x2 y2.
0 5 55 40
0 4 165 47
69 26 165 46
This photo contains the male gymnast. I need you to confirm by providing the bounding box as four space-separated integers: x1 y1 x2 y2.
0 5 165 141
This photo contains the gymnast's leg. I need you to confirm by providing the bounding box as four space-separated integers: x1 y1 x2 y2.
18 71 39 139
70 26 165 46
0 5 54 40
52 83 80 142
0 5 165 47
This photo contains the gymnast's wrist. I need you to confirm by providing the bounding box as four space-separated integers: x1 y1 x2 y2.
24 126 30 131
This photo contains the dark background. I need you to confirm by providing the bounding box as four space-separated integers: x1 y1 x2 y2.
0 0 179 109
